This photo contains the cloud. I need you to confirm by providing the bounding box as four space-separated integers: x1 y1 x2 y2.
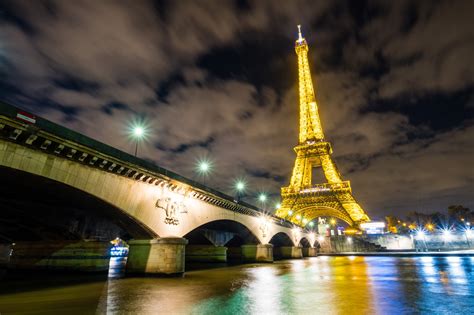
363 1 474 98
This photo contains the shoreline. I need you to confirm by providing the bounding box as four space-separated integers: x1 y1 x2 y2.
318 250 474 257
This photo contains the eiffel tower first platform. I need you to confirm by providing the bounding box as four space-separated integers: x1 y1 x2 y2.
275 26 370 227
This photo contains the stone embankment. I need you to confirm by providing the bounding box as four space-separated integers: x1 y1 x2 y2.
319 232 474 254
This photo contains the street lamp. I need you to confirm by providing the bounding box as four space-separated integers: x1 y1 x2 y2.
465 228 472 247
195 157 213 186
258 193 267 210
236 181 246 192
198 161 210 173
442 229 452 242
233 179 246 202
130 124 146 157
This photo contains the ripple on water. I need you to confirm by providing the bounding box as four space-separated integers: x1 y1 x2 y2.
0 256 473 314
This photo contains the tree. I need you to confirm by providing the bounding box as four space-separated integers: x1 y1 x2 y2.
385 216 399 233
448 205 472 225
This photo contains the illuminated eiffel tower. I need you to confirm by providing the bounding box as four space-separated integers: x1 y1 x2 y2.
275 26 370 227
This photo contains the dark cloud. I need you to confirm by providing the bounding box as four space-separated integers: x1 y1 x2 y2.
0 0 473 218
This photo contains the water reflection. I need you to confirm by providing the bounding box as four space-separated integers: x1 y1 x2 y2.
0 256 473 314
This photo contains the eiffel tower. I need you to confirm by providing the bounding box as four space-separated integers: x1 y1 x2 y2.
275 26 370 227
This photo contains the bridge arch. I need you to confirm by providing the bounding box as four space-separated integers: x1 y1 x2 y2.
183 220 260 246
299 237 312 248
0 166 156 242
268 231 294 247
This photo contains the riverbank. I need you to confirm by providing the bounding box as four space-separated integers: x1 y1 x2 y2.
319 249 474 257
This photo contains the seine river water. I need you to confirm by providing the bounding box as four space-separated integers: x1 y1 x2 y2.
1 256 473 314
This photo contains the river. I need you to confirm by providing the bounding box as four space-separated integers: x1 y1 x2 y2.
1 256 473 314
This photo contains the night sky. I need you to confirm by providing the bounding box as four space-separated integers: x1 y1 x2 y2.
0 0 473 219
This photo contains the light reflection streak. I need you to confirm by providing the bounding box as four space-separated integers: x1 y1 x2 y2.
246 266 283 315
325 256 375 314
366 257 408 313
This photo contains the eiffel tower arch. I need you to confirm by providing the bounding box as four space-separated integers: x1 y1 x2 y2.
275 26 370 227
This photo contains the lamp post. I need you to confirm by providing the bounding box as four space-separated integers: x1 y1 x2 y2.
465 228 472 247
258 193 267 211
234 179 246 202
196 159 212 186
131 125 145 157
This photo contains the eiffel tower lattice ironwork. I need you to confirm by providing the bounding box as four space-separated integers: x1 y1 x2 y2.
275 26 370 227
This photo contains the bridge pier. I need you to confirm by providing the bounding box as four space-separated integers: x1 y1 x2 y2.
274 246 303 259
7 241 111 272
126 237 188 276
0 243 12 268
185 245 227 263
241 244 273 263
302 247 318 257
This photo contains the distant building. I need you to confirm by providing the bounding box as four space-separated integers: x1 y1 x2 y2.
360 222 386 234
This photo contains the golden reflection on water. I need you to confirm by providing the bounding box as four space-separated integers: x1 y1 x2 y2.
1 256 473 314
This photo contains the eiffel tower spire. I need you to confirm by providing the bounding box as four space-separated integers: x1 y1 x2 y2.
275 26 370 227
295 25 324 142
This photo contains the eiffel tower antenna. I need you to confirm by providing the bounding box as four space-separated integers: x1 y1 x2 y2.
297 24 303 42
275 26 370 227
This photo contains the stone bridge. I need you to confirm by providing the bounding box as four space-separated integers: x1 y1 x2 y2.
0 102 317 275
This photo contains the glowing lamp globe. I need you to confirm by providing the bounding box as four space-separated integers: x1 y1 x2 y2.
199 162 210 172
133 126 144 137
236 181 245 191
